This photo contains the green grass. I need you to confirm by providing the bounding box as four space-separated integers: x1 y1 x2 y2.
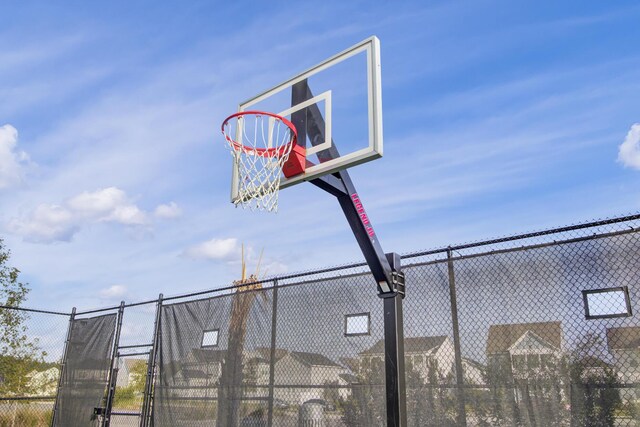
0 403 52 427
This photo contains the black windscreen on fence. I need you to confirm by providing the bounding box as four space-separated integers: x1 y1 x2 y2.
53 313 116 427
403 227 640 427
150 222 640 427
154 274 385 427
155 287 274 426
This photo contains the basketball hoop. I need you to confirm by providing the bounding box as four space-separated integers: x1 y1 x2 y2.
221 111 304 212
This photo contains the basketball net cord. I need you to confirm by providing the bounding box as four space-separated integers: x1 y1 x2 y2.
223 114 295 212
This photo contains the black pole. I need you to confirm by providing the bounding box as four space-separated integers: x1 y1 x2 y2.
447 249 468 425
292 80 407 427
50 307 76 427
266 279 279 427
141 294 163 427
381 253 407 427
103 301 125 427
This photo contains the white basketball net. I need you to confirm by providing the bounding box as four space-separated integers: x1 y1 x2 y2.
222 113 296 212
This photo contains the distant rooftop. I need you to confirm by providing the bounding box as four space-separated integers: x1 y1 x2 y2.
487 321 562 354
361 336 448 355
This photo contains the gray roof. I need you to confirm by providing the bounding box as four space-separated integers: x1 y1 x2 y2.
360 336 447 355
290 351 341 368
486 322 562 354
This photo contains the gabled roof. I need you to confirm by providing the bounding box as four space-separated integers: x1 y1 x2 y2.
509 331 558 353
290 351 341 368
486 322 562 354
607 327 640 350
575 356 612 369
360 336 448 355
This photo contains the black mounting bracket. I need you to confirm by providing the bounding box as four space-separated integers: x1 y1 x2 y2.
380 270 406 299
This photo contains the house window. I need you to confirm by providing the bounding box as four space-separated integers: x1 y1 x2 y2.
362 357 370 369
540 354 554 369
201 329 219 348
527 355 540 370
512 355 526 371
345 313 370 336
582 287 632 320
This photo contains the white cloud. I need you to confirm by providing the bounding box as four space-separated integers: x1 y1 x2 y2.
183 238 240 261
8 187 150 242
154 202 182 219
99 284 127 298
66 187 147 225
8 204 78 242
618 123 640 170
0 124 30 189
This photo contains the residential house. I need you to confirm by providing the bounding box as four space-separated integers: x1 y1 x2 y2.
358 336 484 385
486 321 563 381
607 326 640 398
167 348 346 403
273 351 346 404
26 367 59 396
486 320 565 421
461 357 486 385
173 348 225 389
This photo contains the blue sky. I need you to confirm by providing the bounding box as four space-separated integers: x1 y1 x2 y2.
1 0 640 312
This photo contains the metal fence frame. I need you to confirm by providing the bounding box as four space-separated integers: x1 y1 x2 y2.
1 212 639 426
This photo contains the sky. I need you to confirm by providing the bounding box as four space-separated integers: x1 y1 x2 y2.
1 0 640 313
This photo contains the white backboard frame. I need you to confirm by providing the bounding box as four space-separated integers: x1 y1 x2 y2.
231 36 383 202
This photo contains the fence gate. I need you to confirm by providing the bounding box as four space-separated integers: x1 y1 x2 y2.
52 311 117 426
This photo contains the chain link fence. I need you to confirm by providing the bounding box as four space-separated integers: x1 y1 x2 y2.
0 308 70 427
1 213 639 426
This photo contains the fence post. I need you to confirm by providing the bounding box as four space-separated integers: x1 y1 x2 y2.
50 307 76 427
103 301 125 427
447 249 467 425
140 294 163 427
267 279 279 427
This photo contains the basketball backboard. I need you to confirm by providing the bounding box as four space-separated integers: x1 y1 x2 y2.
229 36 383 203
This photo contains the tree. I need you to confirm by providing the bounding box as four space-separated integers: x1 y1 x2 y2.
0 239 47 427
114 360 147 408
217 247 268 427
0 238 45 397
569 334 621 427
340 357 386 427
